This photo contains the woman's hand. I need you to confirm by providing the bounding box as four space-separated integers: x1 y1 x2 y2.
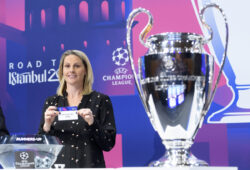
77 108 94 126
43 106 59 132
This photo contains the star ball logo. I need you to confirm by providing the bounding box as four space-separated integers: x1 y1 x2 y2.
15 151 35 168
112 47 129 66
20 152 29 160
102 47 133 86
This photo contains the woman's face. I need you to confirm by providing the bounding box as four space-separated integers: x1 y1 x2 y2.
63 54 86 87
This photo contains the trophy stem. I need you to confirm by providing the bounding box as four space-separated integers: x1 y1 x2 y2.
149 140 208 167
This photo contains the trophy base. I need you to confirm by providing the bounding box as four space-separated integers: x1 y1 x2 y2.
149 150 208 167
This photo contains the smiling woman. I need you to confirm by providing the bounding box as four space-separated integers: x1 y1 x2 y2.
62 55 86 90
38 50 116 168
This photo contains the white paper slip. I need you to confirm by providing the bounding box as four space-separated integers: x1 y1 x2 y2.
58 110 78 121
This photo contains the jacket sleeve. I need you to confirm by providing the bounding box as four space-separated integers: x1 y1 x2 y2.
0 106 9 136
88 95 116 151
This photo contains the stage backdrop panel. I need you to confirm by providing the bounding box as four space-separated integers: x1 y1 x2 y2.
0 0 250 170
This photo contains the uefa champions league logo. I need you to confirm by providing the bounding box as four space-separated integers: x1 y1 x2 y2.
15 151 35 168
112 47 129 66
102 47 133 87
20 152 29 160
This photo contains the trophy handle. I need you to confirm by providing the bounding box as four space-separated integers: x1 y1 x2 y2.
126 8 153 117
200 3 229 114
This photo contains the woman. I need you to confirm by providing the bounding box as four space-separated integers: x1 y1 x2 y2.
38 50 116 168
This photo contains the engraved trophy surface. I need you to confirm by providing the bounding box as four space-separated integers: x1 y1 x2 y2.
126 4 228 167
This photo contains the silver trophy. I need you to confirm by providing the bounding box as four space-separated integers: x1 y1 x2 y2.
126 4 228 166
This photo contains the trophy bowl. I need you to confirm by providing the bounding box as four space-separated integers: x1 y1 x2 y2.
126 4 228 167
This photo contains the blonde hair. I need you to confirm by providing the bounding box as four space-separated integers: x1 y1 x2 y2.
57 50 94 96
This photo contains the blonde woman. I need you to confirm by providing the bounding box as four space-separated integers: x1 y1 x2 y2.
38 50 116 168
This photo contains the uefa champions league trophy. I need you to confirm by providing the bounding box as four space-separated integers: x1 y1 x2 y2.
126 4 228 166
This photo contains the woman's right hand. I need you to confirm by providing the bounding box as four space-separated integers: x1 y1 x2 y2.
43 106 59 132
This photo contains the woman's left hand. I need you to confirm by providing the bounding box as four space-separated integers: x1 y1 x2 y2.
77 108 94 126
